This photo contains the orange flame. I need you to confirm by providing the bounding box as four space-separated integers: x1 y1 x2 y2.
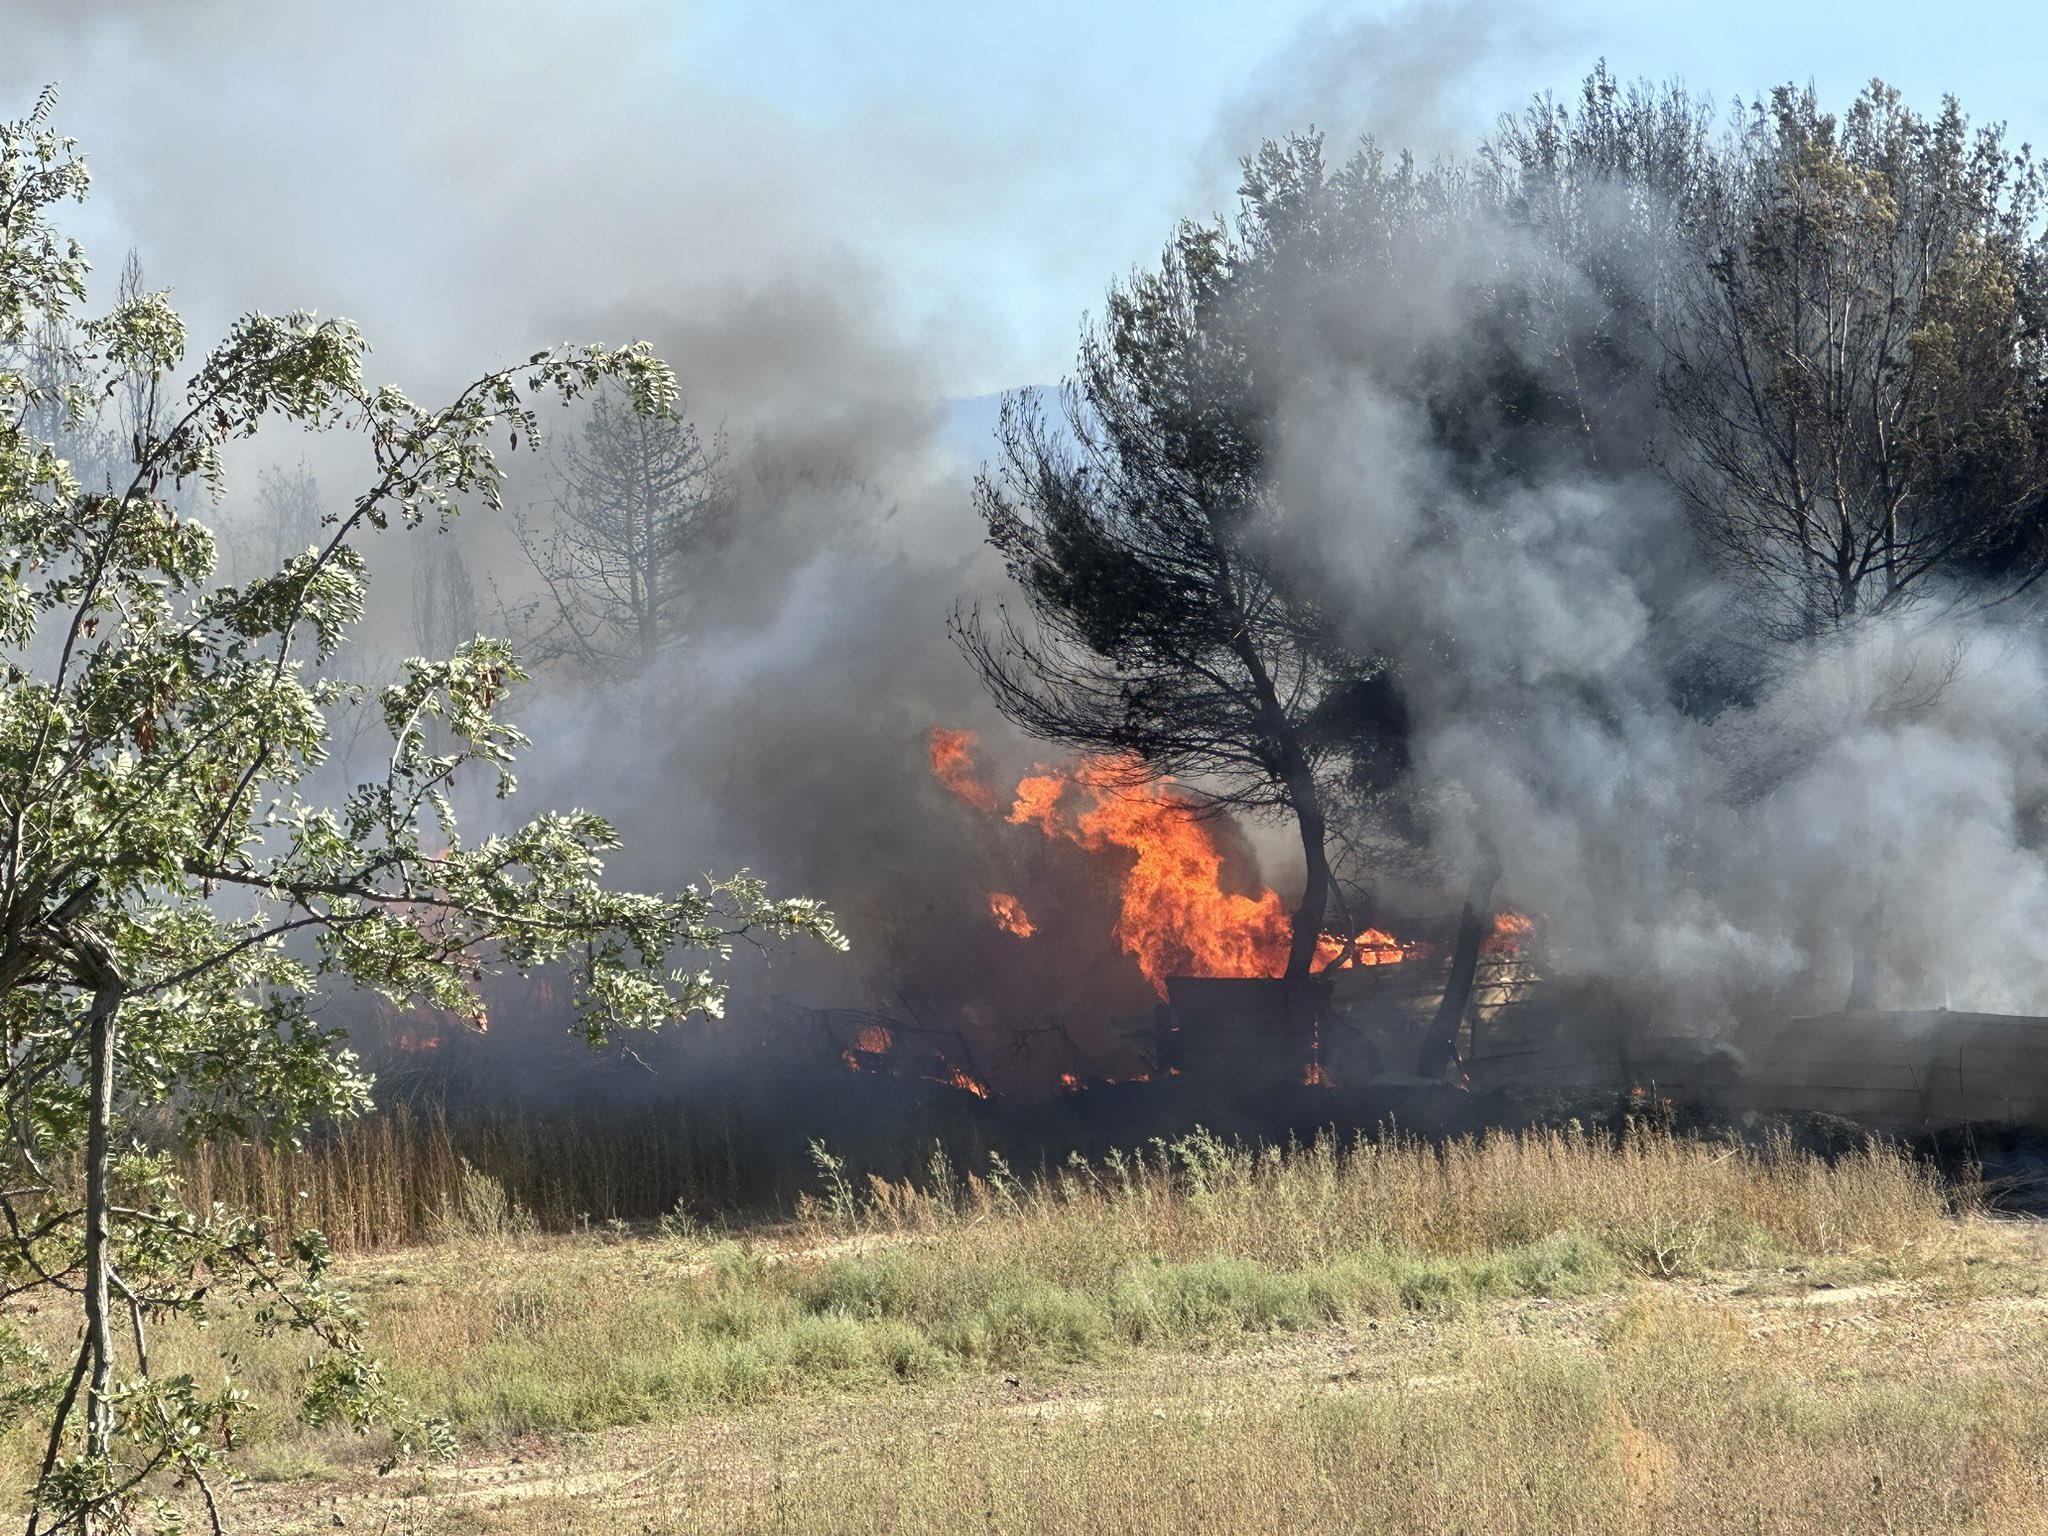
928 728 997 813
1006 770 1064 831
1007 758 1293 997
1314 927 1411 969
988 892 1036 937
853 1024 892 1055
1484 911 1534 955
927 732 1423 1001
938 1064 991 1099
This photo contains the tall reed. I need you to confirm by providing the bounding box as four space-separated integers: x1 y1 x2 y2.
174 1102 769 1250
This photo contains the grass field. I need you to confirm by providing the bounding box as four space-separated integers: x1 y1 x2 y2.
11 1122 2047 1533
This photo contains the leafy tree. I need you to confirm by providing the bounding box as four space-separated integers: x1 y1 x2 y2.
1654 84 2048 1006
1215 130 1581 1067
1662 83 2048 638
1473 65 1717 473
509 382 730 681
0 91 841 1531
955 101 1698 1016
1241 76 2048 1026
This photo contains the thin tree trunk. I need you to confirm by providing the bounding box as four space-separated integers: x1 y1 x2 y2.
1283 777 1331 981
80 964 122 1470
47 925 128 1527
29 955 126 1536
1417 854 1501 1079
1210 563 1327 983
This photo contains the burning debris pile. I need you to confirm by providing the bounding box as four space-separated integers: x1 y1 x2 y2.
829 1013 991 1099
884 727 1538 1097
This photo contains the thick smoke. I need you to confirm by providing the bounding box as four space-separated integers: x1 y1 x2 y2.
0 4 1063 1080
1259 170 2048 1030
10 3 1223 1096
1210 0 1566 169
20 5 2043 1102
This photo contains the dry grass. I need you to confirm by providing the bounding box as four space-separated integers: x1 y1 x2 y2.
172 1103 759 1249
4 1122 2016 1533
608 1294 2048 1536
226 1241 2048 1535
826 1122 1951 1278
169 1101 1955 1264
696 1287 2048 1535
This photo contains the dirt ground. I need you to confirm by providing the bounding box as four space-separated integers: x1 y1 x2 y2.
224 1220 2048 1535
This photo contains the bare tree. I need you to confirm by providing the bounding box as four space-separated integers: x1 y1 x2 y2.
510 384 730 680
257 459 324 573
412 536 479 659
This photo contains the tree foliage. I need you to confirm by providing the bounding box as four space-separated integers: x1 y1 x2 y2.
0 90 842 1531
964 66 2048 1049
1663 83 2048 635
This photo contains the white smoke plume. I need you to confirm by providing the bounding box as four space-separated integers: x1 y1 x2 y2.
1260 187 2048 1030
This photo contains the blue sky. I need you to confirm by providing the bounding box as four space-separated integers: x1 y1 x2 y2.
10 1 2048 402
671 0 2048 389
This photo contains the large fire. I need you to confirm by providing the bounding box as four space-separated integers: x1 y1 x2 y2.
1009 757 1443 995
921 729 1537 1082
925 730 1422 998
1007 758 1298 995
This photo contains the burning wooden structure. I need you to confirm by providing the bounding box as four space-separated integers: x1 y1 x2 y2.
1157 945 2048 1133
1157 919 1541 1086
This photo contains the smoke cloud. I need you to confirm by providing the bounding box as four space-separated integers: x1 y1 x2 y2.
1211 0 1569 169
19 6 2043 1104
1257 166 2048 1030
2 2 1050 1079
